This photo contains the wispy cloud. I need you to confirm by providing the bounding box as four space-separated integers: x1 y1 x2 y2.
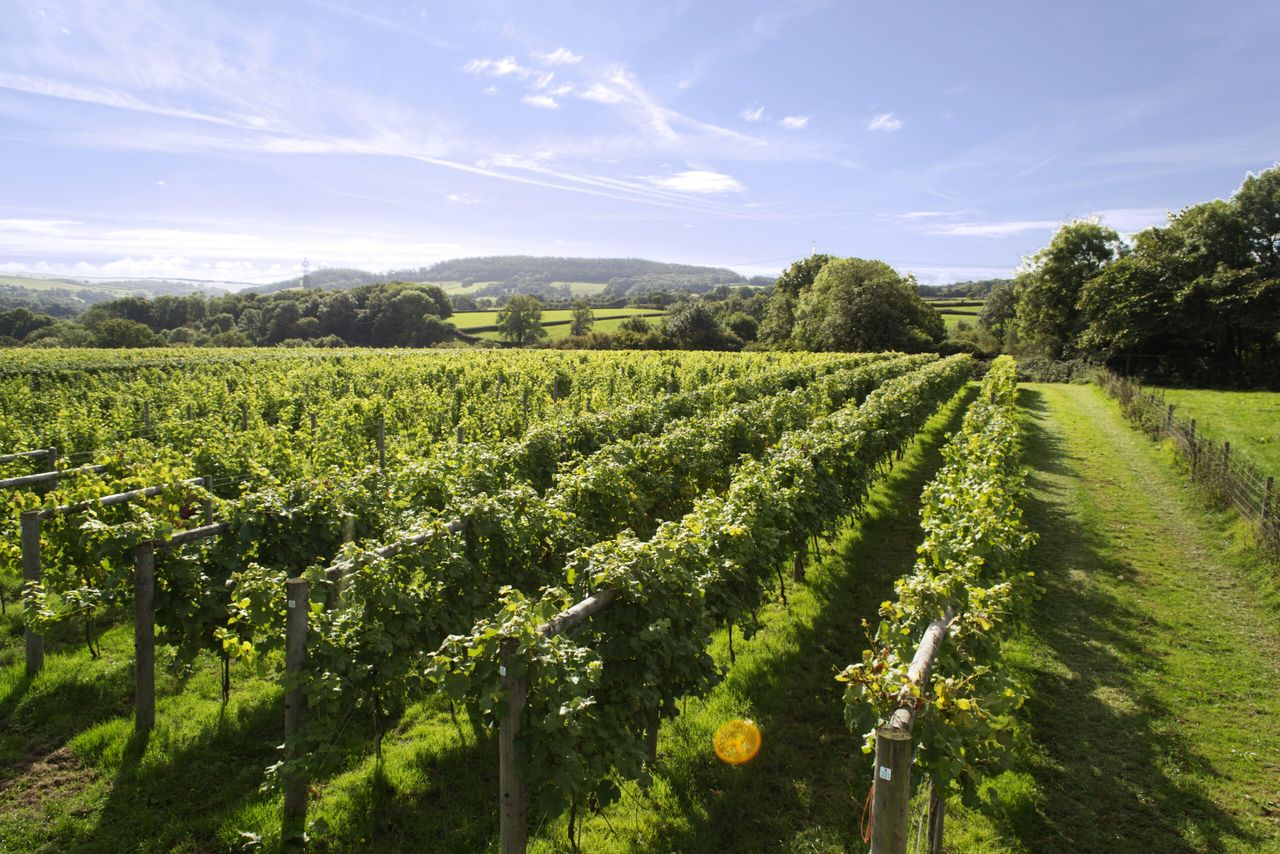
532 47 582 66
444 192 485 204
522 94 559 110
929 220 1059 237
643 170 744 193
740 103 764 122
778 115 809 129
868 112 904 132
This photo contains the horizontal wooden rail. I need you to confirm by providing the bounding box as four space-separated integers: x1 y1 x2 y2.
40 476 209 519
0 448 55 464
0 463 109 491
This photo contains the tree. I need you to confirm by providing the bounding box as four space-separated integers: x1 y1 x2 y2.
724 312 758 342
662 301 739 350
792 258 944 352
774 254 833 297
569 300 594 336
758 291 797 346
93 318 162 348
1013 220 1125 357
618 316 652 334
978 282 1018 343
496 295 548 345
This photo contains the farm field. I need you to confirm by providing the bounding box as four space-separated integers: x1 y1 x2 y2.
450 307 666 338
1 352 1277 852
1156 388 1280 475
437 281 610 298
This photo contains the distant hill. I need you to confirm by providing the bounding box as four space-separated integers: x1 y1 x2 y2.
0 275 228 317
249 256 748 299
916 278 1010 299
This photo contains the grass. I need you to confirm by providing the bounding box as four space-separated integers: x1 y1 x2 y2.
1156 388 1280 474
942 383 1280 852
451 308 665 332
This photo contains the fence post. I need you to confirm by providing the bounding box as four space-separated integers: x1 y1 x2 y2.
240 402 249 431
310 411 317 432
641 709 660 789
46 447 58 472
927 783 946 854
1265 476 1274 521
1189 420 1198 473
1165 404 1174 435
499 638 529 854
21 511 44 676
792 552 805 583
142 401 152 432
870 726 913 854
134 541 156 732
1222 442 1231 487
202 475 216 525
282 578 310 843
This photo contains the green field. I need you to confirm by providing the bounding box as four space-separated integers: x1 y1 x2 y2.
453 306 666 339
1157 388 1280 474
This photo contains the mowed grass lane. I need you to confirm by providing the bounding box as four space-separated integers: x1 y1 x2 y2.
947 383 1280 853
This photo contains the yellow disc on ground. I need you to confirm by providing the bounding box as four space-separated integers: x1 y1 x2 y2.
714 719 761 766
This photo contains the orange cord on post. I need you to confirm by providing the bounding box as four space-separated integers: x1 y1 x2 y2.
861 779 875 844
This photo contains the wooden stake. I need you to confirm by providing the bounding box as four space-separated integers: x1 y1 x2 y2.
927 783 946 854
792 552 805 583
377 416 386 469
282 578 310 843
870 727 913 854
202 475 215 525
134 541 155 732
240 402 249 431
21 511 43 676
641 709 659 790
499 638 529 854
1264 476 1274 520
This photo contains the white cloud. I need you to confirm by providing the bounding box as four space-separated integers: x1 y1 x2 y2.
868 112 904 132
899 211 961 220
643 170 744 194
484 86 498 95
740 103 765 122
0 218 80 235
929 220 1059 237
778 115 808 129
522 94 560 110
1090 207 1169 233
464 56 528 78
580 83 624 104
444 192 484 204
533 47 582 66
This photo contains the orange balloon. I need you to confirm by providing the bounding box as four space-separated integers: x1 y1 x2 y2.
714 719 762 766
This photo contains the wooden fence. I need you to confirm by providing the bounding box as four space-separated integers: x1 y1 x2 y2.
1099 372 1279 560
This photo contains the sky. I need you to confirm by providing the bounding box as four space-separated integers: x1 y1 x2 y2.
1 0 1277 287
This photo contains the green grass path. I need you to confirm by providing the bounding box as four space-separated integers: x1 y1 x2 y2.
951 383 1280 852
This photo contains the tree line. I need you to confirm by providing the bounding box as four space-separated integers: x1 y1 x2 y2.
979 165 1279 385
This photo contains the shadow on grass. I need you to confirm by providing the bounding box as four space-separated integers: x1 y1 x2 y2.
987 386 1261 852
621 386 978 852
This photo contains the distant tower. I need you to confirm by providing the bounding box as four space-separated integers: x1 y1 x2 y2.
810 240 816 257
301 258 311 289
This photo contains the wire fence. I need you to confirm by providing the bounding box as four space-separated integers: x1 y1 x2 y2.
1099 371 1279 562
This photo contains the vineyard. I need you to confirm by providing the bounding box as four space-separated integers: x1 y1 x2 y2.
2 348 1278 852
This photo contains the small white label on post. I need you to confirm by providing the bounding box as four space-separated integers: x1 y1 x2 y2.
288 599 295 609
499 665 507 677
879 766 892 781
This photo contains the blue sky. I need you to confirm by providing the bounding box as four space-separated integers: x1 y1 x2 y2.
1 0 1277 286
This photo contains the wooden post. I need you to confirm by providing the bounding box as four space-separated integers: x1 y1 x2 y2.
927 784 946 854
309 411 317 432
240 402 249 431
376 416 386 469
1165 403 1174 434
202 475 215 525
456 424 465 444
134 541 156 732
792 552 805 583
21 511 43 676
499 638 529 854
46 447 58 472
870 727 913 854
1264 476 1274 520
282 578 310 843
1222 442 1231 483
186 403 193 421
641 709 659 789
1189 420 1198 472
142 401 152 432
